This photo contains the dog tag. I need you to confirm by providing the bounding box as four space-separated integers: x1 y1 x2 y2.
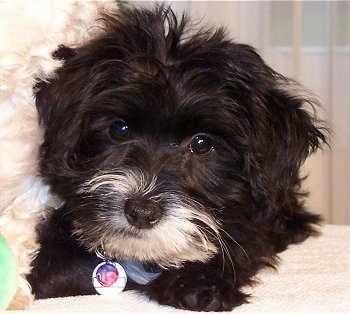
92 260 127 296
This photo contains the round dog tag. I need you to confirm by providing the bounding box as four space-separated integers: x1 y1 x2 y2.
92 260 127 296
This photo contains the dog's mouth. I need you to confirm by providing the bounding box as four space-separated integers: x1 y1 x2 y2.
74 200 220 268
73 170 221 267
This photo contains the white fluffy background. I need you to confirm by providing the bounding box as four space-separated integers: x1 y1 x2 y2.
0 1 117 309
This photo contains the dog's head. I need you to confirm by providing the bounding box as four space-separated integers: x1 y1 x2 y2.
35 7 327 267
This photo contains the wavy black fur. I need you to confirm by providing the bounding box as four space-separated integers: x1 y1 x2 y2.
28 6 328 311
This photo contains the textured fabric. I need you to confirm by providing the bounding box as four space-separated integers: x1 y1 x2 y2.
10 224 350 313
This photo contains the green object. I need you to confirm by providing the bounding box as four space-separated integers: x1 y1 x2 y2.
0 234 17 310
117 0 128 10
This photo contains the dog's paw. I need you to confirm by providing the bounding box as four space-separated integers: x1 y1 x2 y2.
145 268 247 311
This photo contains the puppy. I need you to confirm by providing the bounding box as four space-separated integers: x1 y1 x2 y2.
28 6 327 311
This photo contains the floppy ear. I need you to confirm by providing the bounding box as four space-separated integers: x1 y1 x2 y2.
35 45 85 180
226 44 328 204
247 87 327 192
245 78 328 250
35 45 77 123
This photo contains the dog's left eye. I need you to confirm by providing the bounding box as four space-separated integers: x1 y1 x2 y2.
109 119 129 139
189 134 214 155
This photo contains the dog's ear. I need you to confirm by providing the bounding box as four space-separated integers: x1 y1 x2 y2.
246 87 328 194
35 45 78 121
35 45 85 179
225 45 328 196
247 84 328 245
233 46 329 248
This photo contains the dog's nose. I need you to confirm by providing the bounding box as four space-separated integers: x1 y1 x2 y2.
124 198 163 229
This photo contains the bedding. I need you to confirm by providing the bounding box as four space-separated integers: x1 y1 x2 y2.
8 224 349 313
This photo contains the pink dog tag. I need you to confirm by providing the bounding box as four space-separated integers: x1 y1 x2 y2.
92 260 127 296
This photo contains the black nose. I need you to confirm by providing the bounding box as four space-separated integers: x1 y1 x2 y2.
124 198 163 229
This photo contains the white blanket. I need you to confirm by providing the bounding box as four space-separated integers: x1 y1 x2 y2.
9 224 350 313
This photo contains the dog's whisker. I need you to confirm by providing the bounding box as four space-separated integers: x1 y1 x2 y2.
219 227 251 265
200 226 236 283
219 239 237 287
207 229 237 289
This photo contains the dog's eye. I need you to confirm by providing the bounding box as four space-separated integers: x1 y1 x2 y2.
189 134 213 155
109 119 129 139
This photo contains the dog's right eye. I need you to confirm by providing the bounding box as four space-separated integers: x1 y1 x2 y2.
109 119 129 139
189 134 214 155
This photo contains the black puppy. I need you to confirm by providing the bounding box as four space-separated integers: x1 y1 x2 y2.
28 6 327 311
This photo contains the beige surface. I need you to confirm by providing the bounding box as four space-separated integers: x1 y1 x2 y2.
7 224 350 314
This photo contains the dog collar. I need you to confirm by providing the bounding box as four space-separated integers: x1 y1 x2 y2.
92 248 162 296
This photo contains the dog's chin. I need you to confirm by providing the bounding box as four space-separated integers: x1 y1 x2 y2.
71 170 220 267
103 229 218 268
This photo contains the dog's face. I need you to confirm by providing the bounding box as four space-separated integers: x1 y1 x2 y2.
36 7 326 268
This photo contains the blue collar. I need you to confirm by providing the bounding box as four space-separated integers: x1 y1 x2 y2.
119 260 162 285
